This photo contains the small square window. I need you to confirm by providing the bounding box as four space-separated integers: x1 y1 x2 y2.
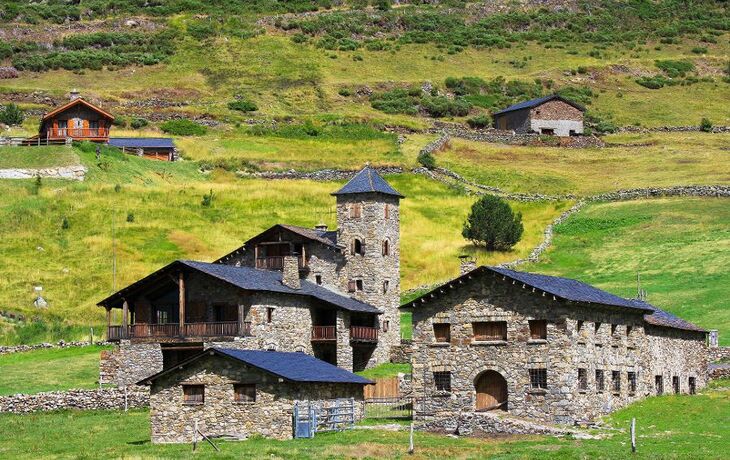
433 371 451 392
473 321 507 341
384 204 390 219
529 320 547 340
382 280 389 293
628 372 637 394
688 377 696 395
626 325 633 337
529 368 547 390
655 375 664 395
350 204 362 218
266 307 274 323
612 371 621 393
433 323 450 344
315 275 322 285
594 322 602 333
234 384 256 403
576 320 584 331
672 376 680 394
611 324 618 335
596 370 605 392
383 320 390 333
578 368 588 391
356 280 363 291
183 385 204 405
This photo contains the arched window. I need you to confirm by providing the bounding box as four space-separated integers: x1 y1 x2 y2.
352 238 363 255
382 239 390 256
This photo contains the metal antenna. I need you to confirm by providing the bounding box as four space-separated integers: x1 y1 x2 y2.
636 272 646 301
112 210 117 292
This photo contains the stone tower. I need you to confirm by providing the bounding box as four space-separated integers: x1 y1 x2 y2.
332 166 404 368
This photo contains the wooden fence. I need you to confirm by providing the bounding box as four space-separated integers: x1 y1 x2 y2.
364 376 400 399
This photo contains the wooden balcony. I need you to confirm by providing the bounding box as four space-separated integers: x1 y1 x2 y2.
311 325 336 342
47 128 109 140
256 256 305 270
107 321 250 341
350 326 378 343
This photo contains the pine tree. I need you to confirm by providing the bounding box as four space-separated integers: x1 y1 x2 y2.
462 195 523 251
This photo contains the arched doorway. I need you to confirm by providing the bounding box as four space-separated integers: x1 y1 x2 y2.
475 370 508 411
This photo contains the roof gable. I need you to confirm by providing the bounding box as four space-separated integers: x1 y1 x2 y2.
42 98 115 121
332 166 404 198
493 94 586 116
138 348 373 385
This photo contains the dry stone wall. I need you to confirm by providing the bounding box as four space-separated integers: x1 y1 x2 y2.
0 387 149 414
0 165 86 180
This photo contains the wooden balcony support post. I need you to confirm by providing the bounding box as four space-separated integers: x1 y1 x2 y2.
179 271 186 333
122 299 129 338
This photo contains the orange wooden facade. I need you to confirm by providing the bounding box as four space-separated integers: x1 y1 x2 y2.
39 98 114 142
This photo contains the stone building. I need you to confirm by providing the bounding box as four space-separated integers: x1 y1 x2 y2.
405 265 707 430
138 347 371 443
492 94 585 137
99 166 403 384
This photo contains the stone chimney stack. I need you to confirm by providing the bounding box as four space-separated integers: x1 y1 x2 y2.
314 222 328 231
69 89 80 101
282 255 300 290
459 255 477 275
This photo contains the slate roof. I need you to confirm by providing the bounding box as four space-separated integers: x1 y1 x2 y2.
493 94 586 116
138 347 373 385
332 166 404 198
97 260 381 314
108 137 175 149
633 300 706 333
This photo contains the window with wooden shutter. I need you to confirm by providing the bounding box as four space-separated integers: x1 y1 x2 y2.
627 372 637 395
183 385 204 405
472 321 507 341
655 375 663 395
578 368 588 391
352 238 364 255
350 204 362 218
529 320 547 340
596 370 605 392
672 376 680 394
382 240 389 256
234 384 256 403
348 280 357 293
433 323 450 344
612 371 621 393
384 204 390 219
688 377 696 395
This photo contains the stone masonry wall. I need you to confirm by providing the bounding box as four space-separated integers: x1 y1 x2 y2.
0 387 149 414
149 354 364 443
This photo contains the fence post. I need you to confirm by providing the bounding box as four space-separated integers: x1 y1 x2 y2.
631 418 636 453
124 386 128 412
408 422 414 455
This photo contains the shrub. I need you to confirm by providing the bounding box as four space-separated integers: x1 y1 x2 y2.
421 96 471 117
227 99 258 112
0 103 23 125
130 118 148 129
32 175 42 195
61 216 70 230
700 118 713 132
466 115 491 129
462 195 523 251
691 46 707 54
338 88 352 97
187 21 217 40
160 119 207 136
201 189 214 207
370 88 419 115
126 212 135 223
417 150 436 169
655 59 694 77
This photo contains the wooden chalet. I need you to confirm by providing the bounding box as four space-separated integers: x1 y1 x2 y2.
32 91 114 144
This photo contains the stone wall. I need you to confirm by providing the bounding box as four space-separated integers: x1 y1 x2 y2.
239 167 403 181
100 342 163 386
0 340 109 356
0 387 149 414
149 354 364 443
0 165 87 180
708 364 730 380
410 270 707 426
417 411 576 437
389 339 414 364
709 346 730 363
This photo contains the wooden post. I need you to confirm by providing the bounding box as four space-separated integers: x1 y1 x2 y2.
408 422 414 455
179 271 186 334
106 307 111 330
193 420 198 451
631 418 636 453
122 299 129 337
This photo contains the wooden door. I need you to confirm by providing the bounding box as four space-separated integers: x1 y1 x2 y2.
475 370 508 411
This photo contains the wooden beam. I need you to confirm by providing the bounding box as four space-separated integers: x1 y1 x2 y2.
179 271 186 329
122 299 129 330
106 307 111 329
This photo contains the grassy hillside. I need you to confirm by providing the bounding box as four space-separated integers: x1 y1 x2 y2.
0 383 727 458
0 146 79 169
531 198 730 344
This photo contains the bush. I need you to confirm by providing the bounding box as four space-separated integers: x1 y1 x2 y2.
130 118 148 129
421 96 471 117
700 117 713 132
201 189 214 207
160 119 207 136
370 88 419 115
462 195 523 251
187 21 217 40
338 88 352 97
417 150 436 169
0 103 23 125
228 99 258 113
126 212 135 223
655 59 694 77
691 46 707 54
466 114 491 129
61 216 70 230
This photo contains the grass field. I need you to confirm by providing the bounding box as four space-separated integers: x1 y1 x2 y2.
530 198 730 344
0 382 727 459
0 146 80 169
0 346 109 396
436 132 730 196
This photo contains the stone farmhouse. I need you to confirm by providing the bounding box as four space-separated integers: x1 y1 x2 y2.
492 94 585 137
99 167 403 385
405 265 707 429
138 348 370 443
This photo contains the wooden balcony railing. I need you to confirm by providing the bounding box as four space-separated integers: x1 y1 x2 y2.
350 326 378 343
107 321 249 341
311 325 336 342
256 256 305 270
47 128 109 139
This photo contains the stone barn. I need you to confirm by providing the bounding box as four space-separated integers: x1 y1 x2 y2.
138 347 371 443
405 265 707 432
492 94 585 137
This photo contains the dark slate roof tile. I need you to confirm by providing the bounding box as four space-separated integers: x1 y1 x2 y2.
332 166 404 198
632 300 706 332
278 224 338 248
493 94 586 116
108 137 175 149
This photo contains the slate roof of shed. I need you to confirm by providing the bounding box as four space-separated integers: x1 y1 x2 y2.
332 166 404 198
633 300 706 332
97 260 381 314
138 348 373 385
108 137 175 149
493 94 586 116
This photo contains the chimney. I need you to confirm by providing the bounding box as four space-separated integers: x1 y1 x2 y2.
282 255 300 290
69 89 80 101
314 222 328 232
459 255 477 275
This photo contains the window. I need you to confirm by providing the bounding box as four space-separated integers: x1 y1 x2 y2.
672 376 680 394
628 372 637 395
529 320 547 340
626 325 633 337
576 320 584 332
382 280 389 293
356 280 363 291
529 368 547 390
433 323 451 344
348 279 363 292
234 384 256 403
596 370 605 392
578 368 588 391
352 238 364 255
383 320 390 333
183 385 204 405
382 240 390 256
610 324 618 335
266 307 274 323
473 321 507 341
433 371 451 393
350 203 362 218
315 275 322 285
688 377 696 395
384 204 390 219
594 322 602 333
89 120 99 130
655 375 664 395
612 371 621 393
